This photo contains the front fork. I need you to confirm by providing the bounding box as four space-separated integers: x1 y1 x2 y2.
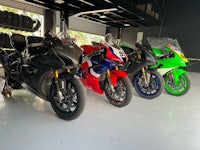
106 66 119 93
54 70 64 102
141 66 150 85
138 53 150 85
54 69 70 102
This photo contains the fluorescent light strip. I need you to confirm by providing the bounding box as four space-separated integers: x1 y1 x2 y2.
73 8 117 17
104 0 112 3
79 0 95 7
68 4 80 9
55 0 64 4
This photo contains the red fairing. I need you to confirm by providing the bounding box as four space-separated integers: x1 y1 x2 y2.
80 61 89 71
109 70 128 86
80 73 103 94
81 45 101 54
99 43 123 63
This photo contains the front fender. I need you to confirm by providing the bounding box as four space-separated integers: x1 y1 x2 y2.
109 70 128 86
172 68 187 83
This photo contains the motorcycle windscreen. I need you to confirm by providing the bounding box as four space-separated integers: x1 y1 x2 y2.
143 37 174 50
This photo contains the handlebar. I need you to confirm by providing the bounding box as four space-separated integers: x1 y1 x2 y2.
135 42 150 52
86 47 105 58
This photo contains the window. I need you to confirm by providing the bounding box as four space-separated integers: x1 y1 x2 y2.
68 30 103 46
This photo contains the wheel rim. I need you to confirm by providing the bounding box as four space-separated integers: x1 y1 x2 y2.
135 72 161 96
53 82 78 113
165 74 189 95
105 79 127 103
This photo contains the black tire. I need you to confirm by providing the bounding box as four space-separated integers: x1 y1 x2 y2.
164 73 191 96
0 11 4 24
50 78 85 120
0 33 4 48
12 14 20 27
105 77 133 107
134 70 164 99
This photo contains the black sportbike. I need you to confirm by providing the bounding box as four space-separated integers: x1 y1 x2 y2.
120 43 164 99
0 32 85 120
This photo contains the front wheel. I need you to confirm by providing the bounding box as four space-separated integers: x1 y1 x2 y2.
134 70 164 99
50 78 85 120
104 77 133 107
164 73 191 96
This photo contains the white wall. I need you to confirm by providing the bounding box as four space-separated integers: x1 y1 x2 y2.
69 16 107 36
121 26 161 48
0 0 44 15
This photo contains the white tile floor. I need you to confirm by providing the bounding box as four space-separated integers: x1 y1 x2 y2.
0 72 200 150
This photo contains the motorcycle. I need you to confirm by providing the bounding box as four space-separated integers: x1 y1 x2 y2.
120 43 164 99
0 32 85 120
80 33 133 107
142 37 191 96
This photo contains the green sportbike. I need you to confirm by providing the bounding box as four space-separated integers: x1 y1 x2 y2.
142 37 191 96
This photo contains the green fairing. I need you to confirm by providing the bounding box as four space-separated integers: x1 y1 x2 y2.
151 48 163 55
152 48 187 68
119 43 132 49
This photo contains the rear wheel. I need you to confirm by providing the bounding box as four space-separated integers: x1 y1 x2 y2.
50 78 85 120
104 77 132 107
134 70 164 99
164 73 191 96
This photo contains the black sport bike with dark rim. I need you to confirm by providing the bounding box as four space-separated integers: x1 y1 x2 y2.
0 32 85 120
120 43 164 99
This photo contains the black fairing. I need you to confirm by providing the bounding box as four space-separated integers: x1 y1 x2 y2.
141 48 157 66
21 48 66 98
121 45 157 81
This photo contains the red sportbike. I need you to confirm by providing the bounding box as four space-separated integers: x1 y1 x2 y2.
80 34 133 107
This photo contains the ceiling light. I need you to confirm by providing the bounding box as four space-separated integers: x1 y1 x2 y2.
55 0 64 4
79 0 95 6
124 23 130 27
104 0 112 3
99 15 107 19
73 8 117 17
68 4 80 9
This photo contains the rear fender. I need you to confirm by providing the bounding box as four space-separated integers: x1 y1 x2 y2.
109 70 128 86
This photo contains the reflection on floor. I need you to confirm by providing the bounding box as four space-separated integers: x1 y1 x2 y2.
0 72 200 150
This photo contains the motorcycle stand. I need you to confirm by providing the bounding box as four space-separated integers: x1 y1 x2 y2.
2 79 12 98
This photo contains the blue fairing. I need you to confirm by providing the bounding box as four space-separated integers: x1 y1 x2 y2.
92 58 115 74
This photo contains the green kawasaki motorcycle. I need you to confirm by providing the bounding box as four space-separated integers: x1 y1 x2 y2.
142 37 191 96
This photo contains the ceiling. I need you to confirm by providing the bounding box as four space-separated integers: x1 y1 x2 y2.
25 0 164 28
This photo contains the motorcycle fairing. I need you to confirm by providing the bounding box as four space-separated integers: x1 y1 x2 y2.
157 55 187 68
100 43 124 63
22 50 65 91
80 73 103 94
81 45 101 54
109 70 128 87
80 58 117 94
92 58 116 74
166 46 188 63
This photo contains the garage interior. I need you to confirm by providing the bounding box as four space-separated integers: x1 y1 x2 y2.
0 0 200 150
